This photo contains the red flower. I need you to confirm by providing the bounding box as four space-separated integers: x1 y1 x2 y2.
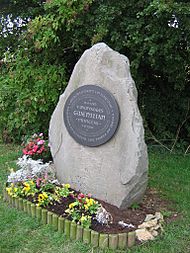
22 133 51 162
23 148 28 155
78 193 85 202
78 193 85 199
32 145 38 153
37 146 45 154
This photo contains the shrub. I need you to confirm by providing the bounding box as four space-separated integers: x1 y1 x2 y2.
0 51 66 142
0 0 189 145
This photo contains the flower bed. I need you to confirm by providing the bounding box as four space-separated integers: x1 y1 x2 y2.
3 133 168 249
6 178 102 229
3 188 136 250
4 145 137 250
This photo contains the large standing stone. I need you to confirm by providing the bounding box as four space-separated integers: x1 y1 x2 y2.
49 43 148 209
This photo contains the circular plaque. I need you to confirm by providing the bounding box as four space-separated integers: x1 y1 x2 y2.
63 85 120 147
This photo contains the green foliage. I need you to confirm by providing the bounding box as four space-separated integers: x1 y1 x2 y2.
0 0 189 144
0 0 44 56
28 0 94 49
0 49 66 141
80 215 92 229
130 202 140 210
56 184 72 198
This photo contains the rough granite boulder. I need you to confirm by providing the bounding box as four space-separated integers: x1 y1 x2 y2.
49 43 148 209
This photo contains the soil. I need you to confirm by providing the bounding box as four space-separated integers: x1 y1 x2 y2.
30 187 179 234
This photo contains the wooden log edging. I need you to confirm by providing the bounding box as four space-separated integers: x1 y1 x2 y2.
2 190 136 250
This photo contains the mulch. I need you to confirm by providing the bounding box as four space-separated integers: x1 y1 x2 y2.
28 187 179 234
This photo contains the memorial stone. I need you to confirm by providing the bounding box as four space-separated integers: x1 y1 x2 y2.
49 43 148 209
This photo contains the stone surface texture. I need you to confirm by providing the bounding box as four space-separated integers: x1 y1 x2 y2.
49 43 148 209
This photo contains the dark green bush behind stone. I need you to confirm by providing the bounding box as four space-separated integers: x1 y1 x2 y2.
0 0 189 145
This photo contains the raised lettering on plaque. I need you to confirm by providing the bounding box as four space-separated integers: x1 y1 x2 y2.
63 85 120 146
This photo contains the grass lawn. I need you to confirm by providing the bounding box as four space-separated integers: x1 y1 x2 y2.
0 143 190 253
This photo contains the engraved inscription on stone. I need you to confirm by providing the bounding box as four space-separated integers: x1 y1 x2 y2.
64 85 120 146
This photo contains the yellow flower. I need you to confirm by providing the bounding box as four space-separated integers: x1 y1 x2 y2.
6 187 12 196
11 183 14 188
14 188 18 193
23 183 30 192
89 198 94 205
69 203 75 209
38 193 45 202
86 198 95 207
38 192 48 202
64 184 70 189
84 204 89 210
85 198 89 204
42 192 48 199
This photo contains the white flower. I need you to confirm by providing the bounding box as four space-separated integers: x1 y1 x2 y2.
95 205 113 225
7 155 56 183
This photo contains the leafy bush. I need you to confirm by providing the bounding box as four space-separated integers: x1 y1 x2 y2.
0 0 189 146
0 50 66 142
